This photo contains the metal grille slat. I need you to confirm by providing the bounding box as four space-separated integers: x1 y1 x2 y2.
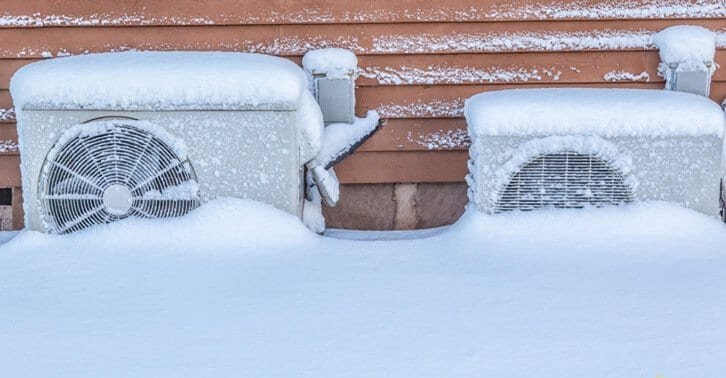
38 122 201 234
494 151 633 212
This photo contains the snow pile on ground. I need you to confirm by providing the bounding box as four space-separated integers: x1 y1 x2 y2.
465 88 725 137
1 200 726 376
4 198 316 252
314 111 380 167
10 52 309 111
302 48 358 79
451 201 725 248
653 25 717 74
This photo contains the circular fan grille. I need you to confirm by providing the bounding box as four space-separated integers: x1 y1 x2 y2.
39 120 200 233
495 151 633 212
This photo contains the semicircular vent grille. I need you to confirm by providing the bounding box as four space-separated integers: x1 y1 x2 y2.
495 151 633 212
39 121 200 233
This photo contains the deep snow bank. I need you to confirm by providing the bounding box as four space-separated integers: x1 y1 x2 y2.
449 202 726 256
2 198 318 253
1 201 726 377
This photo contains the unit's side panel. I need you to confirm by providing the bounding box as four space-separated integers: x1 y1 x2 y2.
141 111 302 217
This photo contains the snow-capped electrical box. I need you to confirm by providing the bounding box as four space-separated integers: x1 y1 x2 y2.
303 48 358 125
653 25 717 97
314 77 355 124
669 63 712 96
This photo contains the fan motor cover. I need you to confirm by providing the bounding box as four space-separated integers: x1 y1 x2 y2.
38 119 200 233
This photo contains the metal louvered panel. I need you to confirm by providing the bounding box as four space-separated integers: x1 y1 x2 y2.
495 151 632 212
39 122 200 234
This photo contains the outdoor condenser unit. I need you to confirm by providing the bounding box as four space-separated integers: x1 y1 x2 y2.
10 51 376 234
464 88 725 216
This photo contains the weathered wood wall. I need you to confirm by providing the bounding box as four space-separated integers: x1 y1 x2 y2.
0 1 724 228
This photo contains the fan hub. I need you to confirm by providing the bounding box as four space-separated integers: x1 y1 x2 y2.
102 184 133 216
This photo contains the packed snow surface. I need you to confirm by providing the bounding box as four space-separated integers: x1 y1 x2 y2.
653 25 717 68
302 48 358 79
1 198 726 377
10 52 309 111
465 88 725 137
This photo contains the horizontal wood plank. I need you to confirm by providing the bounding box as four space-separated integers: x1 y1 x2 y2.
2 50 726 91
357 82 726 118
358 119 469 152
0 59 37 88
335 151 469 183
1 81 724 122
0 122 17 145
0 155 20 186
0 20 723 58
0 150 469 187
1 0 723 27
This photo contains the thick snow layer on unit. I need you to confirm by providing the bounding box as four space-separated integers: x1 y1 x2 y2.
302 48 358 78
2 200 726 376
297 90 325 163
465 88 725 137
653 25 717 69
314 111 380 167
10 51 309 111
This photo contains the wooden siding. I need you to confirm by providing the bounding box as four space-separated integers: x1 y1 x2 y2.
0 1 724 190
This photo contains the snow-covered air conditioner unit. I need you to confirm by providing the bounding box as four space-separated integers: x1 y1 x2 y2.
653 25 717 97
465 88 725 216
9 51 380 234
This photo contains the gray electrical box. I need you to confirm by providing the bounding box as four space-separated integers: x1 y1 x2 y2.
672 69 711 97
315 76 355 124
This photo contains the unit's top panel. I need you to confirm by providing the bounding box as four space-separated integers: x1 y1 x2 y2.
10 51 309 112
465 88 725 139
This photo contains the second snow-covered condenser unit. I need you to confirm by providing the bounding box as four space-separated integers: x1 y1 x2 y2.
465 88 725 216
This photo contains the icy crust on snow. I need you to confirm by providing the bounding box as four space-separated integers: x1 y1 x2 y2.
465 88 725 138
653 25 717 72
302 48 358 78
10 52 308 111
313 111 379 167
